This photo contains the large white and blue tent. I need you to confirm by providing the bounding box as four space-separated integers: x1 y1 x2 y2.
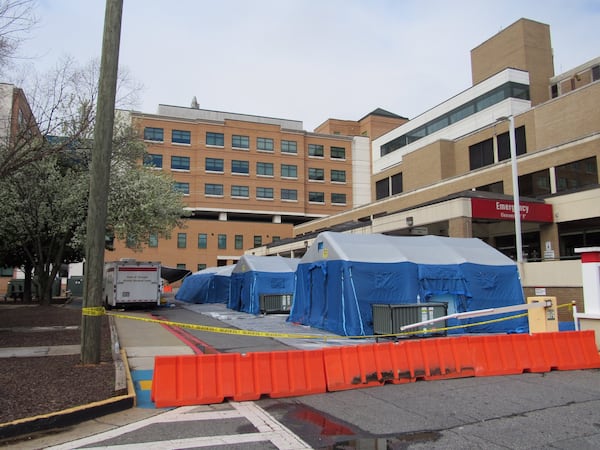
228 255 300 314
288 231 528 336
175 265 234 304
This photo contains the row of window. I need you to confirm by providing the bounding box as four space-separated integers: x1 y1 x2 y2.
173 182 347 204
145 155 347 182
130 233 280 251
143 127 346 159
469 126 527 170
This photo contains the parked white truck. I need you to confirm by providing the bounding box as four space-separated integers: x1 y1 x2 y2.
103 259 162 309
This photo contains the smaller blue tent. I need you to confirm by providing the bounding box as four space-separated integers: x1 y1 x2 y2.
228 255 299 314
288 232 527 336
175 265 234 304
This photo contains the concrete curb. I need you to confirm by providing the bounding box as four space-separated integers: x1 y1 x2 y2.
0 316 136 441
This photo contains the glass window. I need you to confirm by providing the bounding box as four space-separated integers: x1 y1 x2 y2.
257 137 274 151
206 132 224 146
173 182 189 195
518 169 551 198
498 126 527 161
309 191 325 203
205 157 224 172
235 235 243 250
218 234 226 249
592 65 600 82
177 233 187 249
281 188 297 201
232 160 249 174
476 181 504 194
126 235 137 248
232 135 250 149
176 263 187 269
197 264 207 271
198 233 207 249
555 157 598 193
231 185 249 197
331 169 346 183
308 167 324 181
144 127 164 141
148 234 158 248
281 164 297 178
331 146 346 159
257 187 274 199
172 129 191 144
391 173 403 195
144 154 163 168
205 183 224 196
469 138 494 170
254 235 262 247
272 236 280 242
331 193 346 204
171 156 190 170
256 162 274 176
308 144 324 157
281 140 297 154
375 178 389 200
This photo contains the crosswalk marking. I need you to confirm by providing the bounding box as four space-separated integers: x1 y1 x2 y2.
46 402 311 450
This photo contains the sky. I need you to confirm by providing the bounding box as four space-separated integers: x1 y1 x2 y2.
12 0 600 131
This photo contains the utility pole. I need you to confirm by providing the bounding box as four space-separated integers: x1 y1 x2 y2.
81 0 123 364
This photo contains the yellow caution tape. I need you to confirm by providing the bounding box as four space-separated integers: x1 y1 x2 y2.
82 306 106 317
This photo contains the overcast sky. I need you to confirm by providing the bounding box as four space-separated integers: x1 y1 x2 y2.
13 0 600 131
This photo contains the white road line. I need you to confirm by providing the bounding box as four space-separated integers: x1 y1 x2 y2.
46 402 311 450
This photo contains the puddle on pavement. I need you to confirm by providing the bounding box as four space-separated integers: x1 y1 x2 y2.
264 401 441 449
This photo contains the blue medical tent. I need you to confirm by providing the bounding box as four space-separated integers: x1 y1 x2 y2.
228 255 299 314
175 265 234 304
288 232 527 336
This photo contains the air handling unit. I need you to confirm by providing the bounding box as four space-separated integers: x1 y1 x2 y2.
259 294 293 314
372 303 448 338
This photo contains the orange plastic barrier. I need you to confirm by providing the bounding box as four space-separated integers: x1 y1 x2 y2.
152 331 600 408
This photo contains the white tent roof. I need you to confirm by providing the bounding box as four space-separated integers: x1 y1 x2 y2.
232 255 300 273
190 265 235 277
301 232 515 266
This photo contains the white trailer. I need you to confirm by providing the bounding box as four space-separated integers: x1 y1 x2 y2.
104 259 162 309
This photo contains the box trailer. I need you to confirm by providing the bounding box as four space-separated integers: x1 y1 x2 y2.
104 260 161 309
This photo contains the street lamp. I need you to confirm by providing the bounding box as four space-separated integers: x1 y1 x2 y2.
497 115 523 264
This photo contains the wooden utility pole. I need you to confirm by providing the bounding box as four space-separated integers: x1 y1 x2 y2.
81 0 123 364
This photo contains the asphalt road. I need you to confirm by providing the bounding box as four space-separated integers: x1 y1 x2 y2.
16 301 600 449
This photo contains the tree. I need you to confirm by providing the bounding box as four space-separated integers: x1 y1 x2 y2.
0 0 37 74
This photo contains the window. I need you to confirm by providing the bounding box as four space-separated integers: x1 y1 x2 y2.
477 181 504 194
375 178 389 200
281 140 297 154
232 160 249 174
551 84 559 98
555 157 598 193
205 183 224 196
198 233 207 249
391 173 403 195
281 164 297 178
206 132 224 146
272 236 280 243
171 156 190 170
176 263 187 269
308 144 324 157
469 138 494 170
592 65 600 82
257 187 274 199
218 234 227 249
197 264 207 271
231 185 249 198
257 137 274 151
281 188 297 201
205 157 224 172
235 235 243 250
126 235 137 248
254 235 262 247
177 233 187 249
148 234 158 248
309 191 325 203
144 154 163 168
331 193 346 204
331 169 346 183
232 134 250 149
308 167 324 181
144 127 164 141
172 129 191 144
173 182 189 195
331 146 346 159
497 126 527 161
518 169 551 197
256 162 274 176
